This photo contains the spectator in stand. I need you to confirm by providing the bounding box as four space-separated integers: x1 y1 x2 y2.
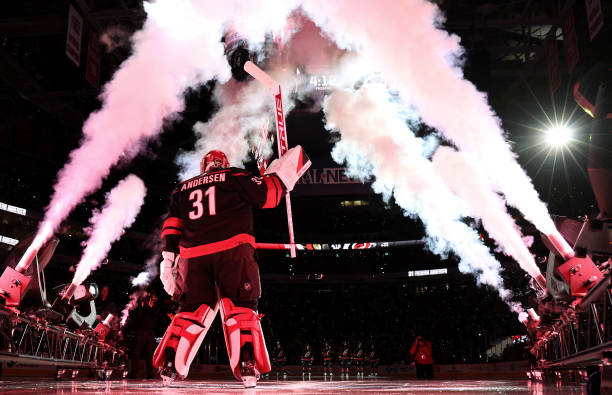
410 335 434 379
96 285 118 322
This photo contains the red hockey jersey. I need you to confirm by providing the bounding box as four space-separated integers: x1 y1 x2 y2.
410 338 434 365
161 168 284 256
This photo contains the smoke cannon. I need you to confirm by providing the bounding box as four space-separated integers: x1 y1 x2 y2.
94 314 115 341
0 267 31 307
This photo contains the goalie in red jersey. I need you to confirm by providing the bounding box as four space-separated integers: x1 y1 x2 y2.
153 147 310 388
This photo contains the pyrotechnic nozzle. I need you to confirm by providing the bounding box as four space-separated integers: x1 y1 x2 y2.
15 245 39 273
546 232 575 261
534 274 547 292
103 314 114 326
527 308 541 322
62 283 78 302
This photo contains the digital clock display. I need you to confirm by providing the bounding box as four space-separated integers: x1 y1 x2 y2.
309 74 337 90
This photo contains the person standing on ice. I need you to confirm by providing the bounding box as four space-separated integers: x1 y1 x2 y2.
367 343 380 376
322 341 334 377
340 340 351 378
153 147 310 388
301 343 314 378
410 335 434 379
271 341 288 378
352 341 365 377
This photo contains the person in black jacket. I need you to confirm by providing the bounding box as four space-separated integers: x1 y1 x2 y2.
271 341 287 378
353 341 365 377
128 293 160 379
340 341 351 378
322 342 334 377
301 343 314 378
367 344 380 376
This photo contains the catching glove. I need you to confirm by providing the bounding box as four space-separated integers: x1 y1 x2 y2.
265 145 311 191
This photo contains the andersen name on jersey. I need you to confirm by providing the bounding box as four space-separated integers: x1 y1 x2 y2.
161 168 284 257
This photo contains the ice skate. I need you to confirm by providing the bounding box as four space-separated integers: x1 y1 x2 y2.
160 370 176 387
240 360 257 388
158 348 177 386
239 344 259 389
242 375 257 389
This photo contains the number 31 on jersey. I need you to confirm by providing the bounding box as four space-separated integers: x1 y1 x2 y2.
189 186 216 219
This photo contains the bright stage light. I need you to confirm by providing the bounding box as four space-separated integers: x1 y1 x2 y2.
545 125 572 147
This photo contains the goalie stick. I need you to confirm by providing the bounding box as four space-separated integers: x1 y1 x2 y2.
243 61 297 257
250 120 272 175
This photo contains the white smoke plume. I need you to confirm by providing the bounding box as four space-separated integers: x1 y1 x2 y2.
120 289 148 327
177 79 274 179
301 0 557 236
432 147 542 281
324 85 521 312
72 175 146 286
127 235 161 320
281 11 348 76
21 0 299 268
131 250 160 287
131 230 162 287
177 9 350 179
177 65 310 179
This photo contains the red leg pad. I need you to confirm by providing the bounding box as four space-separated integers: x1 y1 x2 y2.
152 303 217 378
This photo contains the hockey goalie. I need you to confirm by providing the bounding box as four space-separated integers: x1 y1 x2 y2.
153 147 310 388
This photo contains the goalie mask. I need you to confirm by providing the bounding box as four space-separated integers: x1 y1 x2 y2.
201 150 229 174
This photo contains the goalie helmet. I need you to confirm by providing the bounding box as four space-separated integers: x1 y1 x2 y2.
201 150 229 174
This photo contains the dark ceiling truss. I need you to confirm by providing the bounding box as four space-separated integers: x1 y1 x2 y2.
0 0 591 129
